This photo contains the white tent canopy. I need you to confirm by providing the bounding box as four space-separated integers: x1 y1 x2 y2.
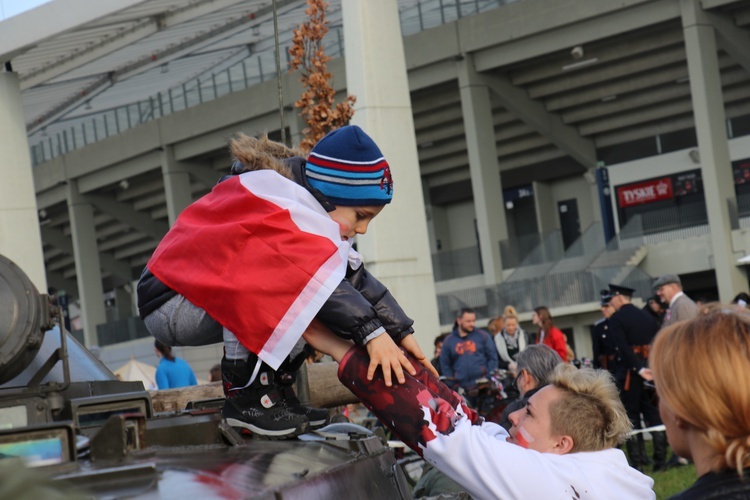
113 356 157 390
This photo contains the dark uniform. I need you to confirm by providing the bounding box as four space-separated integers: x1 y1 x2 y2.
606 284 666 472
591 317 619 375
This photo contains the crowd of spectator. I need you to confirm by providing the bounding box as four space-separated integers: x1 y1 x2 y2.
413 276 750 498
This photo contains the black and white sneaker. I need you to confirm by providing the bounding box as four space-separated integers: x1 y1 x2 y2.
223 390 309 439
279 385 330 429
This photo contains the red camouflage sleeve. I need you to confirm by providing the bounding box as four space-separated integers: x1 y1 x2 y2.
337 346 482 455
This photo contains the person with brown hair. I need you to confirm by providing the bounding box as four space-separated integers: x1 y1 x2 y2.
208 364 221 383
439 307 498 396
531 306 567 361
486 316 503 336
431 332 449 376
649 307 750 498
154 340 197 389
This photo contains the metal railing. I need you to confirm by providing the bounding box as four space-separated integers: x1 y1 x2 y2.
435 203 714 323
507 229 565 270
617 210 710 246
731 193 750 230
618 202 708 240
499 231 543 269
435 264 654 325
431 245 482 281
560 222 606 259
29 40 337 165
29 0 516 166
399 0 516 36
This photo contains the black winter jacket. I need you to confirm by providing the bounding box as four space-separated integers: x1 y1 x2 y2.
137 157 413 346
670 469 750 499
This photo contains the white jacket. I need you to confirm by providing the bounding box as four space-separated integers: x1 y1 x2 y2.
422 416 655 500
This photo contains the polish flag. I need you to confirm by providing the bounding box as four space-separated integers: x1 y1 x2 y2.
147 170 349 369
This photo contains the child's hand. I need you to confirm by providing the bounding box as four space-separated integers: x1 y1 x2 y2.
302 319 352 362
365 334 416 387
399 335 439 378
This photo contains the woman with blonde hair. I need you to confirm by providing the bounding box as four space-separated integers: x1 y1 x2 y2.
494 309 529 373
649 307 750 498
503 305 518 318
303 322 654 499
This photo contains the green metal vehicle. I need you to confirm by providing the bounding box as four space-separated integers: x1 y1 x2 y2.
0 254 414 499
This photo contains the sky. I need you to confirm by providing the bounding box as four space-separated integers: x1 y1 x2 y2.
0 0 52 21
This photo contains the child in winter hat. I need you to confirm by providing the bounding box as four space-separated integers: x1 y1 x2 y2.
305 125 393 206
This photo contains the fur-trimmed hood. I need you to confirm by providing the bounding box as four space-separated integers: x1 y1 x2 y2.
229 132 305 179
227 133 334 211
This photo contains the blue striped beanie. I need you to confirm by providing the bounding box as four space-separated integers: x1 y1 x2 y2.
305 125 393 206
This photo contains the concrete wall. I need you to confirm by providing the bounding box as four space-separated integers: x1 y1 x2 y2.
549 174 597 231
446 201 477 250
533 181 557 233
640 234 713 276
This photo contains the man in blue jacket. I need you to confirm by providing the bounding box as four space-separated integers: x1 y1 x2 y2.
439 307 498 401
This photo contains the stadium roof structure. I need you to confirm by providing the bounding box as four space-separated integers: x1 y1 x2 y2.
0 0 458 144
0 0 326 137
3 0 750 296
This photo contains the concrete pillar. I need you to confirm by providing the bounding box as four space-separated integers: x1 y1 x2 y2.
585 168 603 224
0 72 46 290
160 146 192 226
114 286 134 319
422 179 439 254
681 0 746 301
457 55 507 284
67 179 106 346
341 0 441 344
533 181 557 233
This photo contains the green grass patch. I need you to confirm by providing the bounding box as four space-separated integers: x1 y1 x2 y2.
648 463 697 499
626 440 697 499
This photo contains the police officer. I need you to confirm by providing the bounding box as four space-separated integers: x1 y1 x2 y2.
591 291 618 374
606 283 667 472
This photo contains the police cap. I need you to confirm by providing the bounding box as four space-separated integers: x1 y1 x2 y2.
608 283 635 297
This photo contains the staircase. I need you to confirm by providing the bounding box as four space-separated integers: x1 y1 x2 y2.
435 223 654 323
588 245 649 288
503 224 654 310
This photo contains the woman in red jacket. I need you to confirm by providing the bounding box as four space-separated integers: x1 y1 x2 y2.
532 306 568 361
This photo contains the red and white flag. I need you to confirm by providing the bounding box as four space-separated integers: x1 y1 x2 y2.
148 171 349 369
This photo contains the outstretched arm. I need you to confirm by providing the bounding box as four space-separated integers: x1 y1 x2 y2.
302 319 352 362
303 319 417 387
399 334 439 378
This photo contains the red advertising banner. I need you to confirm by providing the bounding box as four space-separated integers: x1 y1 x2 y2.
617 177 673 208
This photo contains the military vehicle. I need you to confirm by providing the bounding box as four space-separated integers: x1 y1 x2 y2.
0 254 415 498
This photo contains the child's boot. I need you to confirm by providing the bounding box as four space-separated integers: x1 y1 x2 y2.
277 370 330 429
276 348 330 429
221 355 309 439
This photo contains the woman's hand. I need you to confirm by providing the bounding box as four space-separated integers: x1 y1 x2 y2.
399 334 439 378
366 334 416 387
